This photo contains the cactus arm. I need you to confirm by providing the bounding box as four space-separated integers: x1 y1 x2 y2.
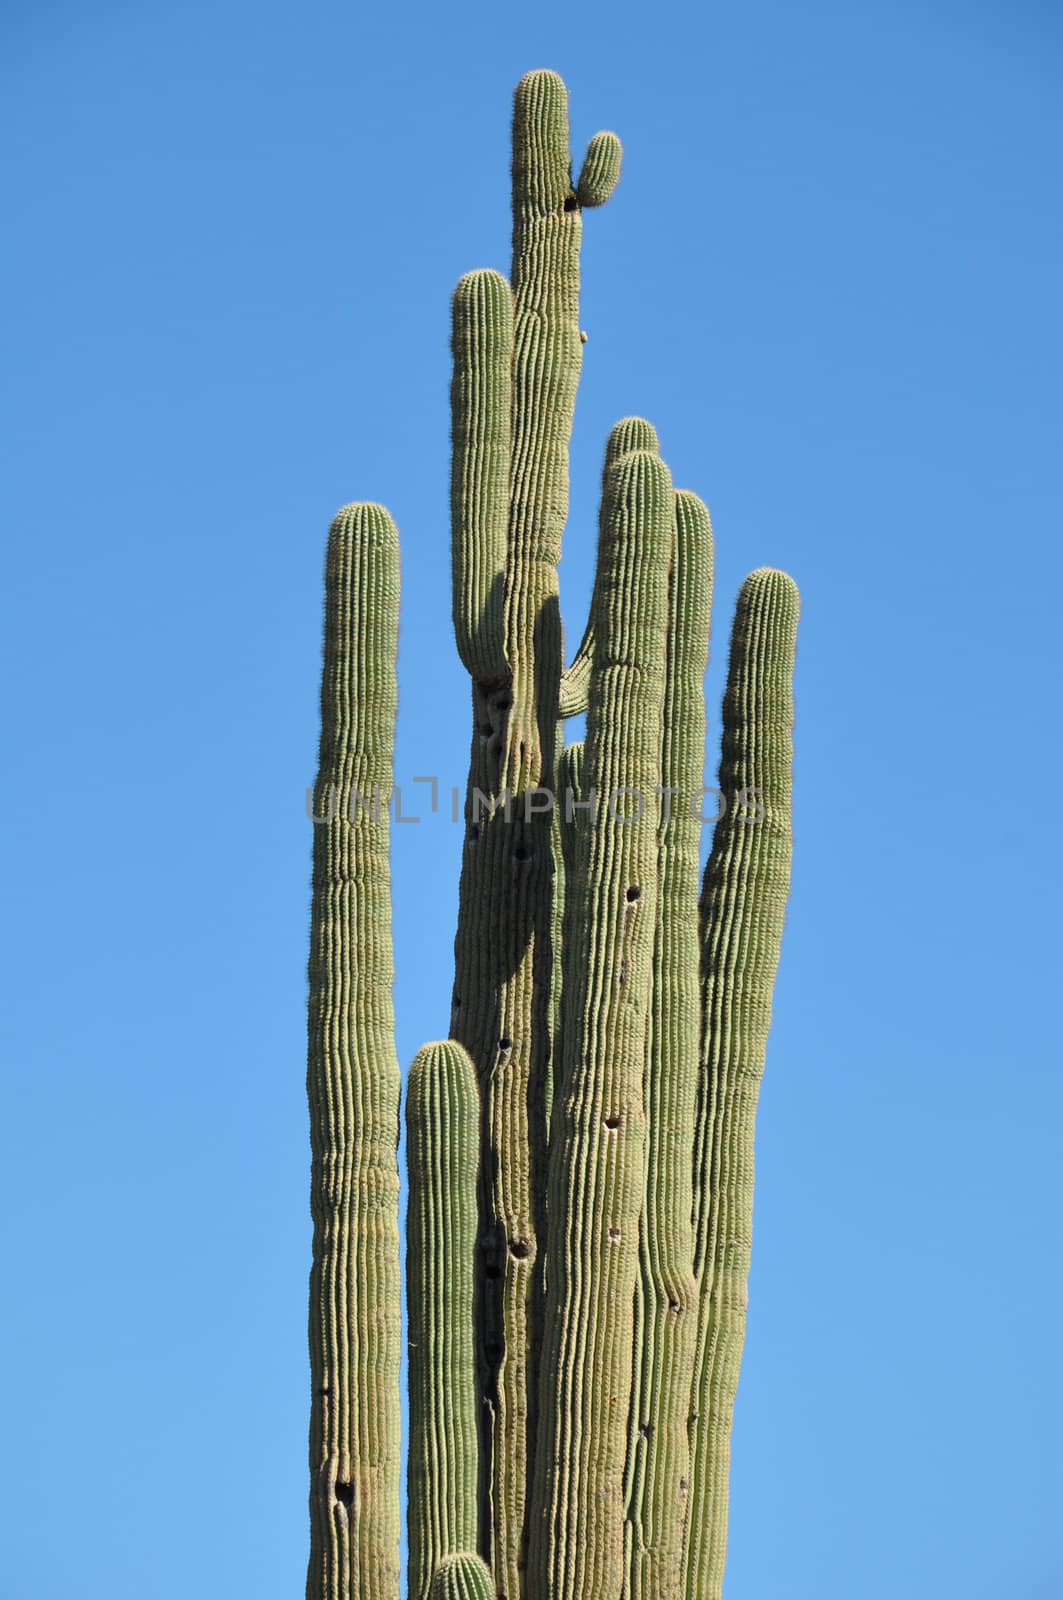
682 568 799 1600
429 1553 496 1600
406 1042 483 1600
306 504 402 1600
625 489 714 1600
576 131 623 208
558 419 660 720
529 449 673 1600
451 270 513 686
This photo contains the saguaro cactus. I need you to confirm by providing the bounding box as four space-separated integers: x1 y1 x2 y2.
306 69 799 1600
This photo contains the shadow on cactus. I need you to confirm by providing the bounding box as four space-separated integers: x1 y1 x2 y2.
306 67 799 1600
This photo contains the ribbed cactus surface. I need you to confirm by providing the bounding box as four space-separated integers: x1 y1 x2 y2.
406 1042 481 1600
306 69 799 1600
307 505 402 1600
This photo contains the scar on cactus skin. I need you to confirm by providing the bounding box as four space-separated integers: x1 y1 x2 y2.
305 68 798 1600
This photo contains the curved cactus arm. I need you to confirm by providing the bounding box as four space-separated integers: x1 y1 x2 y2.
625 488 714 1600
407 1042 483 1600
451 270 513 686
529 449 673 1600
559 418 660 721
682 568 799 1600
429 1553 496 1600
306 504 402 1600
577 131 623 207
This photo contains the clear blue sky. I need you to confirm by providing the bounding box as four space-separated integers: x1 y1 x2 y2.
2 2 1061 1596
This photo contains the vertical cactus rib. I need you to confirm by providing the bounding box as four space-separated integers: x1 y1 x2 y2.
683 568 799 1600
407 1042 483 1600
626 489 714 1600
545 737 586 1151
306 504 402 1600
529 450 673 1600
451 270 513 686
556 740 586 888
430 1553 496 1600
559 419 660 722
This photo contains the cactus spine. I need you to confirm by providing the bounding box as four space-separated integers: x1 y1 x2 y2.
307 70 798 1600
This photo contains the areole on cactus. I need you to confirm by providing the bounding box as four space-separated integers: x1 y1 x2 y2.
306 67 798 1600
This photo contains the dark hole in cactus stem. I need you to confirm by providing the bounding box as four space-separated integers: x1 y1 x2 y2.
679 1479 689 1496
334 1481 354 1508
514 845 533 862
625 885 642 904
493 696 511 713
498 1037 513 1052
563 194 579 212
608 1226 621 1241
485 1264 502 1280
466 826 479 846
639 1421 654 1441
668 1300 682 1314
317 1386 330 1396
509 1238 530 1260
479 723 492 736
604 1113 621 1130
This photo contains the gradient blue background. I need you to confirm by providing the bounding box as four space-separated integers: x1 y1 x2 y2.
2 2 1061 1596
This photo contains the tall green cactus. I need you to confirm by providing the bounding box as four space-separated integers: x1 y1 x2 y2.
306 504 402 1600
306 69 798 1600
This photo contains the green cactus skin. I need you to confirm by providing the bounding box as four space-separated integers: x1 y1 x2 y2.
528 450 673 1600
429 1553 496 1600
682 569 799 1600
625 489 714 1600
450 270 512 687
406 1042 482 1600
306 504 402 1600
576 131 623 208
559 418 660 722
445 70 624 1600
544 736 586 1163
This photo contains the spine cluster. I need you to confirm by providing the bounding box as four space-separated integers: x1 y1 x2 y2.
306 70 799 1600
